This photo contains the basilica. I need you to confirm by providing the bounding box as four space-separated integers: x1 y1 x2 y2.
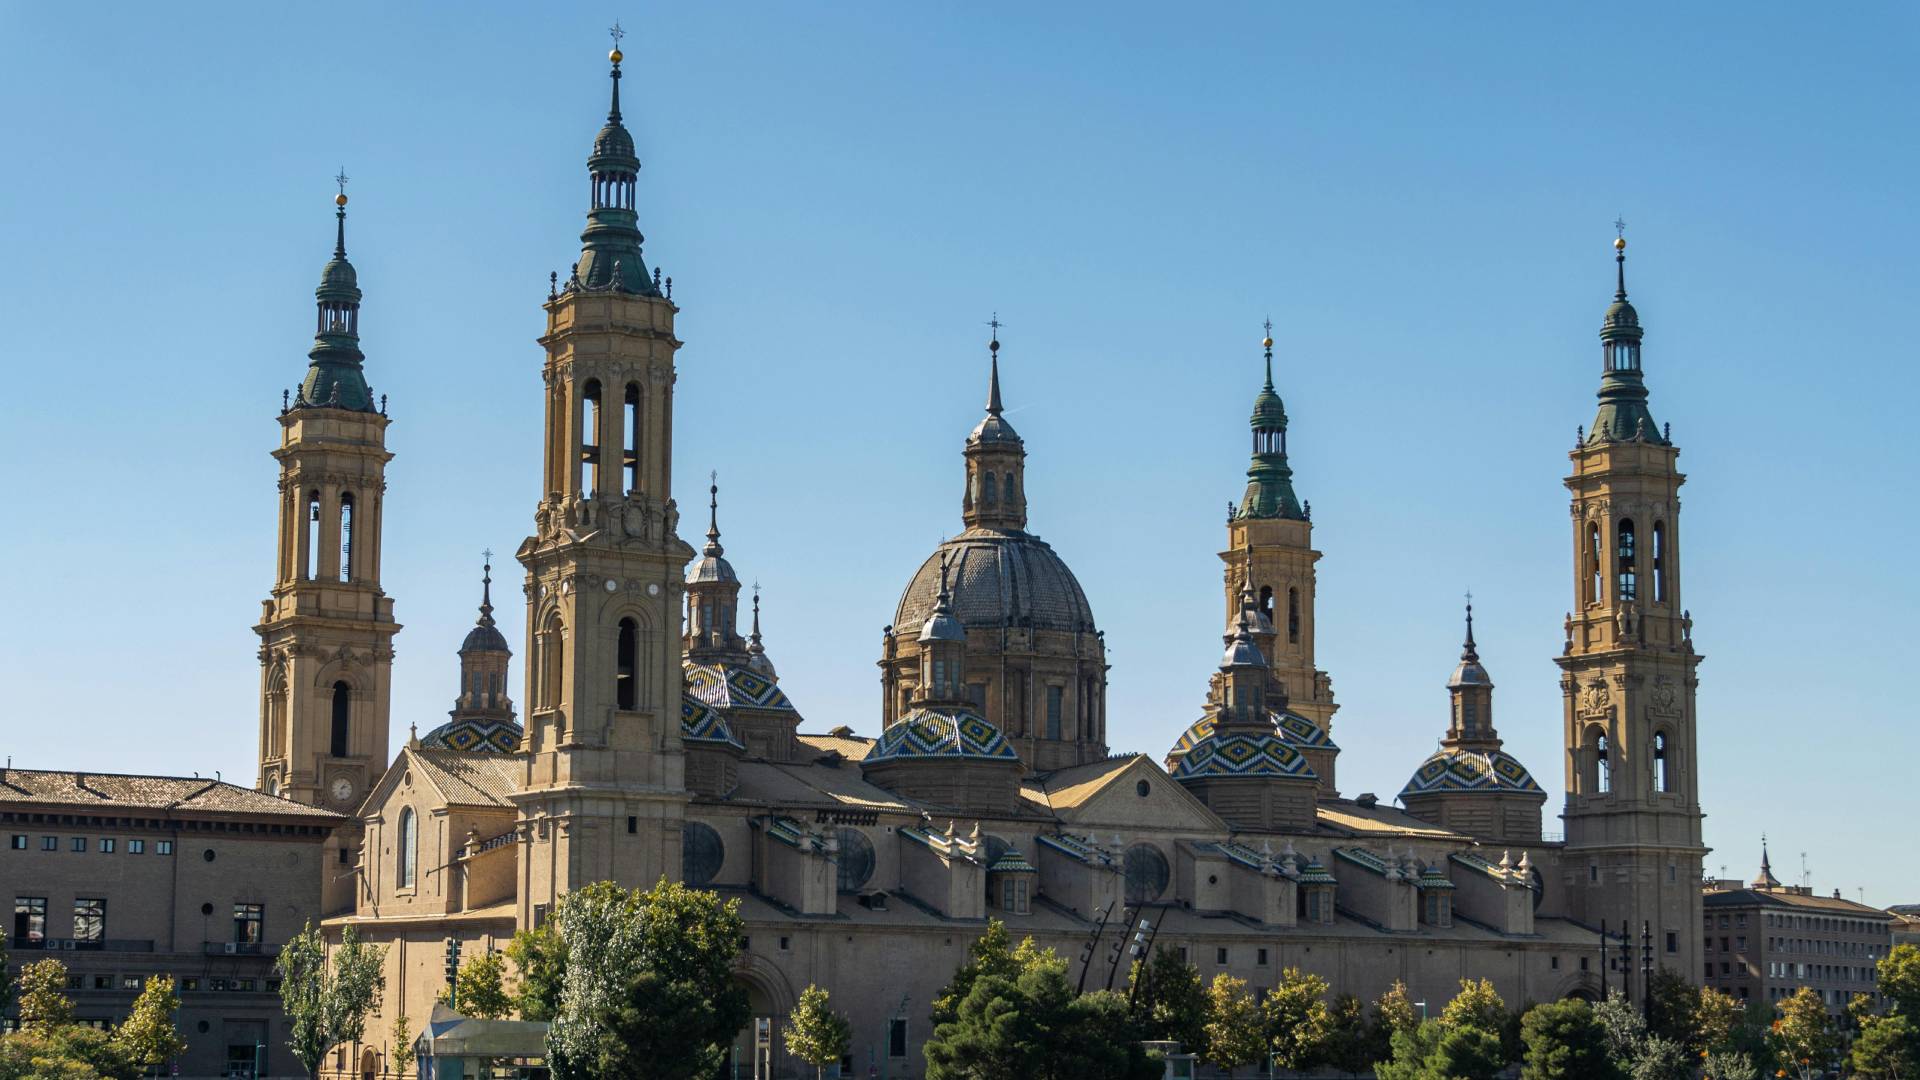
253 47 1710 1077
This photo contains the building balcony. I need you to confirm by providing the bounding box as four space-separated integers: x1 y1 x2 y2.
203 941 280 957
12 937 154 953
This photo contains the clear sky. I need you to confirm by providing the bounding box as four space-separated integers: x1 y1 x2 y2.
2 4 1914 904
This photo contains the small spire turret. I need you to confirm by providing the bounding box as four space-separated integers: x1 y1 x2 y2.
1236 321 1305 520
1585 228 1665 446
294 179 376 413
746 583 776 677
963 317 1029 532
685 473 746 660
574 32 658 295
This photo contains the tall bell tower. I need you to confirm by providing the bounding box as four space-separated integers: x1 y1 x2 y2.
1556 235 1707 992
1221 326 1340 788
256 185 398 813
512 39 693 925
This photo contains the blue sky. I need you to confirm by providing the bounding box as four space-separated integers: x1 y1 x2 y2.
1 4 1914 904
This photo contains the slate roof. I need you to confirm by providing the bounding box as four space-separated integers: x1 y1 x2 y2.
408 751 522 808
0 768 342 820
894 528 1097 634
1703 889 1895 917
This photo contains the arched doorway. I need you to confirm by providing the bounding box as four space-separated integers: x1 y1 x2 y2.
359 1046 379 1080
729 957 797 1078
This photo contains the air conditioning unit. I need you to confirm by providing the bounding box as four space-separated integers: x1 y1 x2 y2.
61 940 76 950
223 943 239 955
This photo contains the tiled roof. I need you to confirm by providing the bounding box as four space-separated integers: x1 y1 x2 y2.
0 769 342 820
796 732 874 761
409 751 522 808
1703 888 1895 917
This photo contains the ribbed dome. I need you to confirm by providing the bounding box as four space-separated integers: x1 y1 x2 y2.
593 122 636 163
1399 748 1543 797
967 413 1022 447
1603 297 1641 336
318 255 358 295
894 529 1096 635
460 623 511 654
1251 385 1287 428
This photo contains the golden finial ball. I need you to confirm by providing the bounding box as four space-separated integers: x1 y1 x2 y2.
609 48 623 63
1613 236 1626 251
1262 336 1274 350
335 193 348 207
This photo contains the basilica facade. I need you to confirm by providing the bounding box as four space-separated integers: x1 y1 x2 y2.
258 48 1710 1078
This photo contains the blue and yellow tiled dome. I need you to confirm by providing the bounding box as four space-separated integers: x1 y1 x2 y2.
685 662 797 713
866 707 1018 762
1399 749 1543 796
1171 731 1318 780
680 696 745 750
418 717 522 754
1165 709 1335 771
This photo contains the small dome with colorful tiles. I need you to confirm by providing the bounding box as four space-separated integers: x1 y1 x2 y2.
1171 730 1318 781
684 662 797 714
866 707 1018 763
1165 709 1335 771
680 695 744 751
418 717 522 754
1399 748 1543 797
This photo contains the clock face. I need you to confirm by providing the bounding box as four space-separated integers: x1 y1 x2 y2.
329 777 355 804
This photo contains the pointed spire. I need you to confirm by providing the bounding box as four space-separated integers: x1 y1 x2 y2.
987 316 1004 417
749 584 763 648
1262 317 1276 391
477 553 497 628
334 170 349 259
575 29 656 295
1237 318 1303 520
606 22 625 122
296 178 374 413
704 471 724 557
1461 594 1479 662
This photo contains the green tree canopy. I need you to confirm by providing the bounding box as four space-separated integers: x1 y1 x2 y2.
439 949 512 1020
784 984 853 1080
1849 1013 1916 1080
504 922 566 1022
1881 944 1920 1020
390 1013 414 1080
1320 993 1373 1078
923 940 1155 1080
1769 987 1839 1080
1643 968 1698 1051
275 922 387 1080
1375 1019 1504 1080
0 1023 135 1080
1264 966 1332 1074
16 959 75 1029
931 920 1022 1029
1127 947 1208 1059
113 974 187 1069
1519 998 1619 1080
545 878 749 1080
1201 973 1265 1078
1441 978 1508 1039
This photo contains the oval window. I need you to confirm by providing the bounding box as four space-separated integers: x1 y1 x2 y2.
682 822 725 887
836 828 876 892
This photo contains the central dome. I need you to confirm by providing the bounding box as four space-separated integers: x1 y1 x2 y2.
894 528 1097 635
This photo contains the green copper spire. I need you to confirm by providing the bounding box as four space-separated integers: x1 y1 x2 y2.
295 181 376 413
1235 323 1305 521
572 35 659 296
1584 234 1666 445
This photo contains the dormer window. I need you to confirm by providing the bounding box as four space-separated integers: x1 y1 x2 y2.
1421 891 1452 928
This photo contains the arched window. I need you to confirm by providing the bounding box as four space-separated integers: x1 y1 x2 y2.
1587 523 1603 604
396 808 417 889
305 491 322 581
1258 585 1274 623
330 682 351 758
266 670 288 759
1287 588 1301 644
623 383 641 493
982 471 997 506
579 379 603 497
1616 519 1637 602
1596 732 1611 794
1003 473 1016 505
337 493 355 582
616 617 638 710
1654 731 1672 793
1651 522 1667 603
542 615 567 709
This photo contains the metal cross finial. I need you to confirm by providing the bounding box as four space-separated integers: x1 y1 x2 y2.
1465 588 1473 606
986 312 1002 339
335 168 350 196
482 547 495 567
609 21 625 48
1613 217 1627 240
1264 317 1274 337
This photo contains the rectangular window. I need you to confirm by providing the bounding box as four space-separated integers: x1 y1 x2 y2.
121 975 142 990
1737 936 1746 951
233 903 264 946
127 839 143 854
1046 686 1063 740
180 978 199 991
1580 956 1589 972
1669 932 1679 954
93 974 112 990
1216 947 1228 965
888 1018 908 1058
69 837 86 852
13 897 47 943
73 898 105 943
41 836 57 851
968 683 988 711
156 841 173 855
627 816 637 835
98 839 115 854
8 835 24 850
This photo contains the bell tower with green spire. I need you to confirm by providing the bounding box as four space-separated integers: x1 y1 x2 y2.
1221 325 1339 790
512 36 693 925
255 183 399 818
1557 233 1707 994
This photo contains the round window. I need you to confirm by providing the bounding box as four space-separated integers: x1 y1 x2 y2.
836 828 875 892
682 822 725 887
1135 779 1152 797
1124 844 1170 903
203 848 216 863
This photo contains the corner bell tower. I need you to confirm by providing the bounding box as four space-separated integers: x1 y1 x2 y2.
1222 326 1339 784
1556 235 1706 992
512 40 693 924
256 186 398 813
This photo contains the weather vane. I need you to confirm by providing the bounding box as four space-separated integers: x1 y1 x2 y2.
987 312 1001 337
335 168 350 197
1613 216 1627 240
609 20 625 49
482 547 494 568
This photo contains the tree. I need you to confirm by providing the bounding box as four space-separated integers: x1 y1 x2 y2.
1264 966 1331 1074
114 974 188 1072
1373 980 1418 1041
0 1024 135 1080
1882 944 1920 1020
1202 973 1265 1079
545 878 748 1080
1519 998 1619 1080
785 984 853 1080
1643 967 1698 1050
390 1013 414 1080
1374 1019 1504 1080
931 920 1021 1028
1694 986 1745 1054
1441 978 1508 1039
1769 987 1839 1080
923 936 1155 1080
276 922 387 1080
1628 1034 1692 1080
1701 1049 1762 1080
0 939 10 1014
16 959 75 1029
1851 1014 1915 1080
1127 947 1208 1058
1043 988 1159 1080
1320 993 1373 1078
439 950 512 1020
505 922 567 1021
1593 990 1648 1063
